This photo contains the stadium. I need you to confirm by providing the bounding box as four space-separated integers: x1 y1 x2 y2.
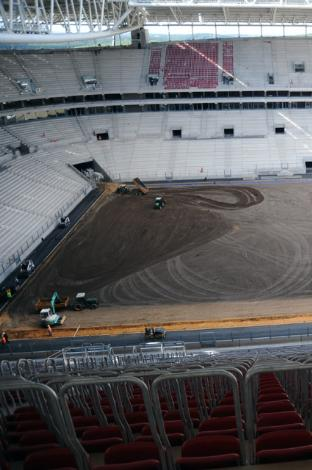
3 0 312 469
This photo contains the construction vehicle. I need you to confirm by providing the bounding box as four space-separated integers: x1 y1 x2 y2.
116 184 130 194
38 292 67 327
154 196 166 209
40 308 66 327
144 327 166 341
18 259 35 280
132 177 149 195
59 216 70 228
73 292 99 311
35 291 70 313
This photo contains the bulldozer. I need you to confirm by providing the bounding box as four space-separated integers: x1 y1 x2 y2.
73 292 98 311
39 292 66 327
154 196 166 209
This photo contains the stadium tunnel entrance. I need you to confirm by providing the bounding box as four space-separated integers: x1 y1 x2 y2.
74 159 112 182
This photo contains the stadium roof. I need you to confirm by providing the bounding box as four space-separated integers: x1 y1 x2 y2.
138 0 312 25
0 0 146 43
1 0 312 44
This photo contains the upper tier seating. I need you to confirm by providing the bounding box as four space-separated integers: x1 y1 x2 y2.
148 48 162 76
2 38 312 101
164 42 219 90
223 41 234 76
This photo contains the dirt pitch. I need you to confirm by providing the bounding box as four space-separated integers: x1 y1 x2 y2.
4 181 312 337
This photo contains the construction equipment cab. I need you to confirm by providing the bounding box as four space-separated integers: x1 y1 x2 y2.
144 327 166 341
39 291 67 327
18 259 35 280
154 197 166 210
116 184 130 194
73 292 98 311
39 308 65 327
59 216 70 228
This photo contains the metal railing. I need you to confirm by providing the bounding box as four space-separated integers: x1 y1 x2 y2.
244 360 312 464
0 377 89 470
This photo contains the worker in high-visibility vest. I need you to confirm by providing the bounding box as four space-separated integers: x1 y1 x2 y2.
6 289 12 299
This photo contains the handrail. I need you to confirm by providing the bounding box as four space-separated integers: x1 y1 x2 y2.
59 375 168 469
0 377 89 470
151 368 246 466
244 361 312 464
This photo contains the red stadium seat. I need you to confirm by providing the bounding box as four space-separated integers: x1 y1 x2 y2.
163 409 200 427
198 416 242 436
177 434 241 469
81 426 122 440
124 411 148 433
95 461 160 470
24 448 78 470
257 411 304 435
256 429 312 463
81 437 123 453
257 400 294 414
105 442 159 465
257 393 288 402
139 420 185 446
210 405 236 418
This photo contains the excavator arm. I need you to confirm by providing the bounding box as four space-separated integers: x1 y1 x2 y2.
50 291 60 315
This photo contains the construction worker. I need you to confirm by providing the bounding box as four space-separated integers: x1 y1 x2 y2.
6 288 12 300
47 325 53 337
2 332 8 343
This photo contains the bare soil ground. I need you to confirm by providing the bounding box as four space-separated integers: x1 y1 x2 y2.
4 182 312 337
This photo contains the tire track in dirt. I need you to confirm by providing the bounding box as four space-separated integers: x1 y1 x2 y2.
99 217 312 306
10 186 264 313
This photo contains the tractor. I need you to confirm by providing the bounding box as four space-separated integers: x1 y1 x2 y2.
154 197 166 210
144 327 166 341
73 292 99 311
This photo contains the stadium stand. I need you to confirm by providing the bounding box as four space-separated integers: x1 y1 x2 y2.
3 106 312 183
3 0 312 465
0 153 92 282
7 118 87 148
163 42 219 90
0 126 20 156
4 37 312 190
222 42 234 84
2 345 312 469
149 48 162 76
2 39 312 99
